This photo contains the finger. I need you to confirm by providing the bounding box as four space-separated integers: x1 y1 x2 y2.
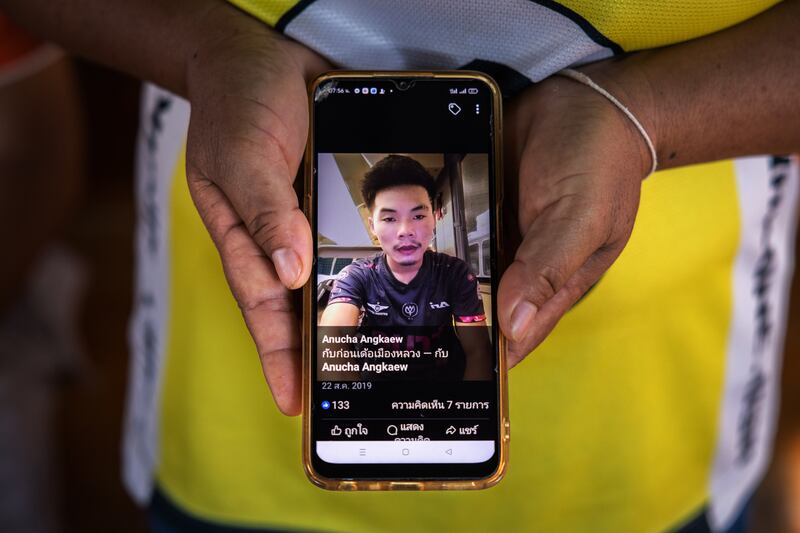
504 245 621 367
189 177 302 415
186 66 313 290
207 126 312 291
497 192 610 350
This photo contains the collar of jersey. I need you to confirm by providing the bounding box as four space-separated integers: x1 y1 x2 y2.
379 250 432 290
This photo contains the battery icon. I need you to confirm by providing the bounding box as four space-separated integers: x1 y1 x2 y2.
468 88 478 95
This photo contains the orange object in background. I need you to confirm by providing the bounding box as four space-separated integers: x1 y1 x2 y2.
0 13 41 67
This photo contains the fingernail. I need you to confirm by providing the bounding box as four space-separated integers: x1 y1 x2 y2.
272 248 301 288
510 301 537 341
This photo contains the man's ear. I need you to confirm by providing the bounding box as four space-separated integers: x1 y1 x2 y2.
368 217 375 234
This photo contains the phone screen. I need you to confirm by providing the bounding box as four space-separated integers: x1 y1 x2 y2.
309 74 504 481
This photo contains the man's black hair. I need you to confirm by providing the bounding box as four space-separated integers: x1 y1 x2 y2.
361 155 436 210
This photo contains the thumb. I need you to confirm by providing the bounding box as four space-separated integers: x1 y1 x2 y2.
231 156 312 291
498 197 612 366
188 115 313 291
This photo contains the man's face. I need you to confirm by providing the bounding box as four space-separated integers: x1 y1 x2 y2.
369 185 435 268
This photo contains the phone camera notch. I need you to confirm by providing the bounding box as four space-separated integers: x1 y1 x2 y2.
394 79 416 91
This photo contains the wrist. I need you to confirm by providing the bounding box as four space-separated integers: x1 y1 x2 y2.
531 69 653 181
576 55 661 174
184 2 270 100
184 3 329 104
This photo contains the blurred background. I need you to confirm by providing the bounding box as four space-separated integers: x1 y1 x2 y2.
0 41 798 533
0 29 145 531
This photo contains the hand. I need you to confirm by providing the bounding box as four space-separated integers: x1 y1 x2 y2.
498 72 653 366
184 5 330 415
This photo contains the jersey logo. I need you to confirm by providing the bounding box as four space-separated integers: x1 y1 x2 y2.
367 302 389 316
402 302 419 320
429 301 450 309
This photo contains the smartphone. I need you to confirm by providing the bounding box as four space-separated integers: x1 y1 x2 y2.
303 72 507 490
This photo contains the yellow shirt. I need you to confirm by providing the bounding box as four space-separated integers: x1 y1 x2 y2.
123 2 799 532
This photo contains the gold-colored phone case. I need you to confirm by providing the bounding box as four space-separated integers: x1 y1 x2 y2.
302 71 508 491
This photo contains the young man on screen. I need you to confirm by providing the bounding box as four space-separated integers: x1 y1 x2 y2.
320 155 491 379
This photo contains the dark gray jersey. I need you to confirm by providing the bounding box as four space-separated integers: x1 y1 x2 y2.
328 251 485 327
